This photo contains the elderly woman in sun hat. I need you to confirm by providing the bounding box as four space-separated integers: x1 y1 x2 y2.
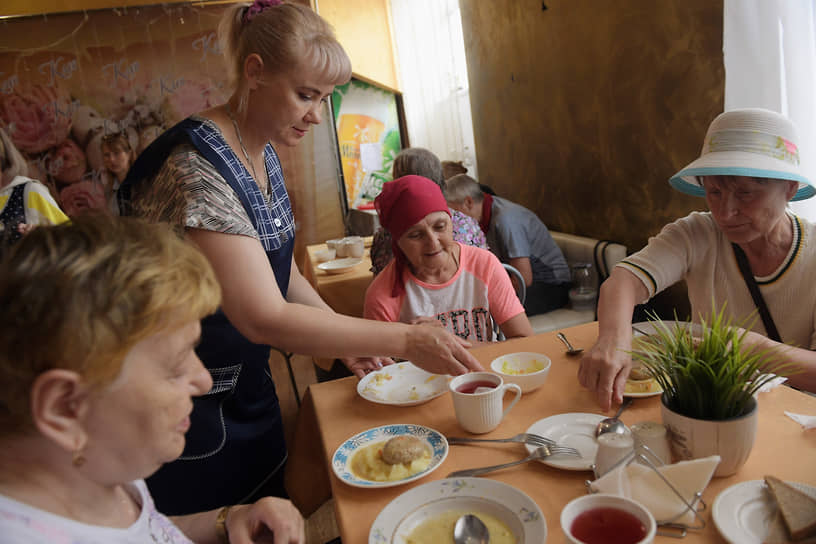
364 175 532 343
579 108 816 410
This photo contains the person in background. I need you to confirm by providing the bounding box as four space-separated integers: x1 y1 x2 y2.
365 175 531 342
370 148 487 276
0 126 67 250
445 173 571 317
441 159 496 195
441 159 468 181
100 131 136 215
579 108 816 411
0 215 304 543
120 0 482 515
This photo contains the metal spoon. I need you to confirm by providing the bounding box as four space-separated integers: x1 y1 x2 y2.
556 332 583 356
595 397 633 437
454 514 490 544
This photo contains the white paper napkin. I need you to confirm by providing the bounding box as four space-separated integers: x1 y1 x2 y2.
755 374 787 394
785 411 816 429
589 455 721 525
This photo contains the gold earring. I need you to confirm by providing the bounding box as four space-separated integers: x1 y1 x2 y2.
72 450 86 468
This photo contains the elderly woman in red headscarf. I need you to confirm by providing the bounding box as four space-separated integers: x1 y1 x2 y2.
364 175 532 343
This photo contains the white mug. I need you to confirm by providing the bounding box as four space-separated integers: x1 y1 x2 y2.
344 236 364 258
449 372 522 434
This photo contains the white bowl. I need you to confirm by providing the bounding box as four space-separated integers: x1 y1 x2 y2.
314 248 336 262
560 493 656 544
490 352 551 393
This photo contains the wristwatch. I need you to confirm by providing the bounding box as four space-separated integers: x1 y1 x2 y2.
215 505 232 544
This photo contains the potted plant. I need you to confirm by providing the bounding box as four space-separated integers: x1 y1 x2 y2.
630 306 790 477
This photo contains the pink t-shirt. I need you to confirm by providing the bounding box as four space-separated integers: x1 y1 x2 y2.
364 243 524 343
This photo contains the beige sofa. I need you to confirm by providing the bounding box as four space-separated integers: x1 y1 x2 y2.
526 232 627 335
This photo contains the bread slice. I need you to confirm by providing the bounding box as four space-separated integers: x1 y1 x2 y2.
764 476 816 541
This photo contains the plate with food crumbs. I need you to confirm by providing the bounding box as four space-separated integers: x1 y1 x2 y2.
332 424 448 489
369 477 546 543
357 361 450 406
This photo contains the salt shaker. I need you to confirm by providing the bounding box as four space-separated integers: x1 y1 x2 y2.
631 421 672 466
594 432 634 477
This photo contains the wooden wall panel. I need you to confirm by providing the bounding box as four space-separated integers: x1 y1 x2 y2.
459 0 723 255
317 0 399 90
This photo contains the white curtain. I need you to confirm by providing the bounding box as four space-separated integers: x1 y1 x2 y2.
389 0 478 179
724 0 816 219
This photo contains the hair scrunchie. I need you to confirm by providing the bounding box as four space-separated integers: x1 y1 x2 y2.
243 0 283 24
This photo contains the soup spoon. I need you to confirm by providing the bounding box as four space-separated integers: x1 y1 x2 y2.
454 514 490 544
595 397 633 437
556 332 583 356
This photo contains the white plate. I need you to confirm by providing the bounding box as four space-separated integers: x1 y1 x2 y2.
332 424 448 489
357 362 450 406
525 413 608 471
369 477 547 543
712 480 816 544
624 378 663 398
317 257 363 274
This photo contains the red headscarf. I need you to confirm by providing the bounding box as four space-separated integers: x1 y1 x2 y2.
374 175 451 296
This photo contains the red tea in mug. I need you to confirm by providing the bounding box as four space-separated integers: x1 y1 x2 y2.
570 507 647 544
456 381 497 394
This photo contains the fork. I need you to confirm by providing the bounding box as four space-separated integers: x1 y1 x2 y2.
447 433 556 448
446 444 582 478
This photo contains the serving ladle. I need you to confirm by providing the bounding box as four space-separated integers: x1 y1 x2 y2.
595 397 633 437
556 332 583 356
454 514 490 544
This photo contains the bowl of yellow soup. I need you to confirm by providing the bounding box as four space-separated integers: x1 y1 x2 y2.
490 352 551 393
370 477 547 543
332 424 448 488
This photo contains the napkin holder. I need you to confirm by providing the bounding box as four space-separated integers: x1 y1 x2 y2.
585 445 709 538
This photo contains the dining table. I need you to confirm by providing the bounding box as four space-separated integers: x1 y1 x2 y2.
286 321 816 543
301 237 375 319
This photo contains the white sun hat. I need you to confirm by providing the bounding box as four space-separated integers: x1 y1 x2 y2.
669 108 815 201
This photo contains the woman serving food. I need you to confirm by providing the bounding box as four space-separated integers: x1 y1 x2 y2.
120 0 482 514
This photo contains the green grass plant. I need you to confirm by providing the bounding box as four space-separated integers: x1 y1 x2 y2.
630 306 791 421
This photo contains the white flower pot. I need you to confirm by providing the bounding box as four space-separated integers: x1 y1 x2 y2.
660 395 757 477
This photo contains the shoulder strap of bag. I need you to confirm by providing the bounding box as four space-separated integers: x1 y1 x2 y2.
731 243 782 342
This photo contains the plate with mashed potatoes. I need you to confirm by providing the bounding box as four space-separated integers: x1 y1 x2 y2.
332 424 448 488
357 362 450 406
369 477 546 543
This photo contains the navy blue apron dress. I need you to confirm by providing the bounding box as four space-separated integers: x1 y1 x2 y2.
120 118 294 515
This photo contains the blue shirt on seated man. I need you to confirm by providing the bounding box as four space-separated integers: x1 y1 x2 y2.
445 174 571 316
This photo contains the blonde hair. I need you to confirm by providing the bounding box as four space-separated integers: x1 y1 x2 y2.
0 215 221 436
392 148 444 188
219 3 352 114
0 126 29 186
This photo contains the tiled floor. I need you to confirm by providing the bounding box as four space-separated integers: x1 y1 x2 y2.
268 351 340 543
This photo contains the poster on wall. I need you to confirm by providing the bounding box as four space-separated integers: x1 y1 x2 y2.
332 77 404 211
0 4 230 216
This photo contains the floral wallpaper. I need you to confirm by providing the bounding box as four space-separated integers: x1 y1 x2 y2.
0 4 229 216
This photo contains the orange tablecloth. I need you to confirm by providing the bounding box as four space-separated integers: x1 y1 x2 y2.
293 322 816 542
301 238 374 319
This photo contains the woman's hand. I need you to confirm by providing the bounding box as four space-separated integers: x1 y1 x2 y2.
226 498 304 544
341 356 395 378
405 324 483 375
578 333 632 412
